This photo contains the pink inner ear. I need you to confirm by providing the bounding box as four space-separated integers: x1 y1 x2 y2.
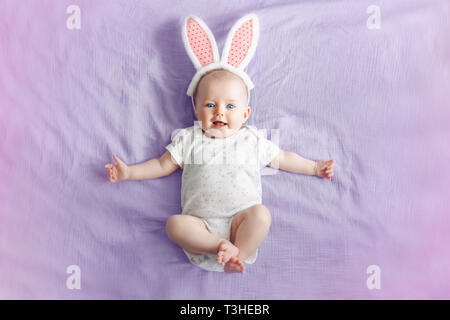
187 18 215 67
227 19 253 68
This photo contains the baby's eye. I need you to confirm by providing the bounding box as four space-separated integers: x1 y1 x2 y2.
206 103 215 108
226 104 235 109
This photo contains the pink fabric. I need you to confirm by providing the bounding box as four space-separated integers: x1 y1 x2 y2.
187 18 215 67
227 19 253 68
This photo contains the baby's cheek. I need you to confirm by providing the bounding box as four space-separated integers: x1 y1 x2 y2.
228 121 240 130
198 115 210 127
231 120 244 129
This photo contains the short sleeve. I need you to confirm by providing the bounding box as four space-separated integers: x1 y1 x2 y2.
258 135 280 169
165 128 191 169
247 126 281 169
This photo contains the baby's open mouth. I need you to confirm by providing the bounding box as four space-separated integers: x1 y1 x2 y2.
212 121 227 126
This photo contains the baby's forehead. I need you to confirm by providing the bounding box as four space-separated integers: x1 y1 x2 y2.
197 70 248 95
203 70 244 85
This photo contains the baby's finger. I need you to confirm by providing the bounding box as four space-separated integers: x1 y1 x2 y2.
113 155 125 167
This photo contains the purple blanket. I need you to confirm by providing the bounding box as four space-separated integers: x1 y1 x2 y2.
1 0 449 299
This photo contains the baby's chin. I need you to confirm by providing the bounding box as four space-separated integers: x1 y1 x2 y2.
203 125 242 138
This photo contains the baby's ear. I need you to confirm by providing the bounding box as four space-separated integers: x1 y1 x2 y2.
243 106 251 122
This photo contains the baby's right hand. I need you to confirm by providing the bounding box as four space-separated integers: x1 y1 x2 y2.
105 155 130 183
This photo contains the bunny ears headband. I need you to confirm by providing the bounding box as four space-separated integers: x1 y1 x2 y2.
182 13 260 106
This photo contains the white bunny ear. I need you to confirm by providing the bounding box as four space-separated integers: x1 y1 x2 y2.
221 13 259 70
182 15 220 70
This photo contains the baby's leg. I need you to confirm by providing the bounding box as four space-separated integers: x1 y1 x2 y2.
166 214 232 256
230 204 271 262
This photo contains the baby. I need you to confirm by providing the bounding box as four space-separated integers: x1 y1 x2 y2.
104 14 334 274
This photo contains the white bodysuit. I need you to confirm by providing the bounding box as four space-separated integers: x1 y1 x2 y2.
165 122 280 272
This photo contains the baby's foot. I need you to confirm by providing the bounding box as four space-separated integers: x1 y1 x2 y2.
217 239 239 266
224 256 245 274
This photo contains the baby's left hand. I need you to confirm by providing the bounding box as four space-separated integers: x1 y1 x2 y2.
315 160 334 180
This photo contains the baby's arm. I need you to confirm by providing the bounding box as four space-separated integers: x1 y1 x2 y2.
128 151 180 180
105 151 180 183
269 150 334 179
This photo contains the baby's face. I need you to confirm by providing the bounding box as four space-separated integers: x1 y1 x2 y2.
194 70 251 138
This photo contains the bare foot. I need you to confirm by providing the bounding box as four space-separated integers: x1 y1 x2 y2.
217 239 239 266
224 256 245 274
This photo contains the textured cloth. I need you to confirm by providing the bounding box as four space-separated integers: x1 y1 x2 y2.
165 123 279 271
1 0 450 299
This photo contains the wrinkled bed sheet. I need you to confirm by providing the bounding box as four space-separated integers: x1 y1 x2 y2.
0 0 449 299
